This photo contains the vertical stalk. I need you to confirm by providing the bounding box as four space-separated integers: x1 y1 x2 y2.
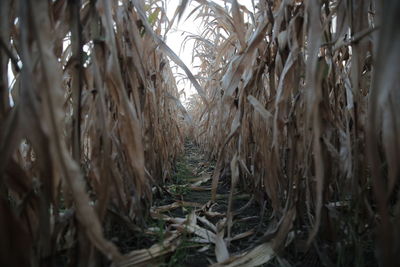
70 0 83 162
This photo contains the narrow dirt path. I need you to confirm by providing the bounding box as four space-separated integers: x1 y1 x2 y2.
150 141 266 266
110 141 266 266
153 141 216 266
156 141 213 208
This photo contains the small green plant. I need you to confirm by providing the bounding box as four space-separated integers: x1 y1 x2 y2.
162 234 196 267
174 160 193 184
148 218 167 244
169 184 190 196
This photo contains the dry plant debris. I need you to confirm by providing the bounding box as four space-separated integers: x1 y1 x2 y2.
0 0 400 266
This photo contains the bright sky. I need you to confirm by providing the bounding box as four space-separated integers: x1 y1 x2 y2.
165 1 202 102
165 0 256 104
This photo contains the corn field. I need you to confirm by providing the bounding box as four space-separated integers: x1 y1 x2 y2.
0 0 399 266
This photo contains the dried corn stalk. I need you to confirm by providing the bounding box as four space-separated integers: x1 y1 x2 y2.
187 0 399 266
0 0 186 265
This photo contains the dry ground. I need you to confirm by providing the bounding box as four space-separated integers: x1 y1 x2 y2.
102 141 374 267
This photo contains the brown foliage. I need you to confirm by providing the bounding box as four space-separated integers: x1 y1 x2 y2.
187 0 400 265
0 0 184 264
1 0 400 266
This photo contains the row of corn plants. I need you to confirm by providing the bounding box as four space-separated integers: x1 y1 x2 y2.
185 0 399 266
0 0 187 265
